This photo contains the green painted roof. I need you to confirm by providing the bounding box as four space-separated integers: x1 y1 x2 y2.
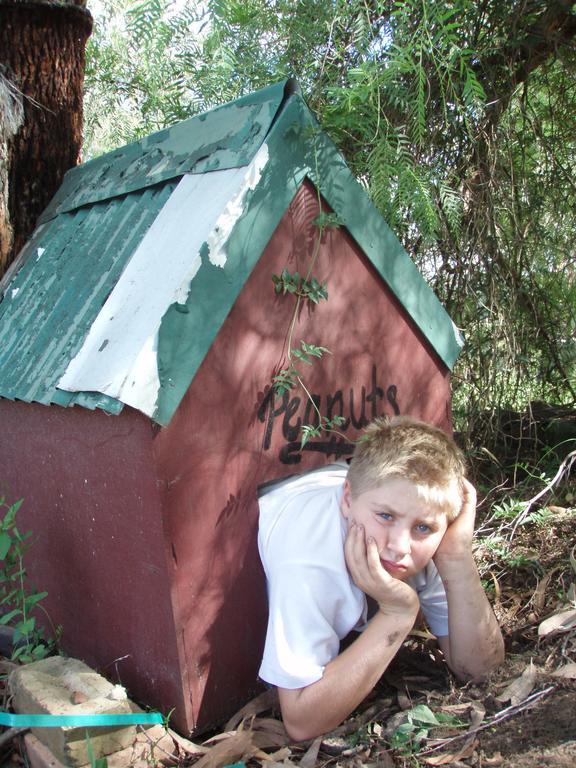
0 79 462 425
40 80 289 223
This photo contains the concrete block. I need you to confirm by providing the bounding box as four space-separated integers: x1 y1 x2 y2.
24 733 67 768
105 724 176 767
10 656 144 767
24 726 176 768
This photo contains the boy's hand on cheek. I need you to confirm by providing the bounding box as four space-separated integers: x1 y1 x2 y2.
345 521 419 617
434 478 477 561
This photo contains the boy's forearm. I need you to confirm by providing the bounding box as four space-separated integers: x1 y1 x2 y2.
435 553 504 680
279 608 417 741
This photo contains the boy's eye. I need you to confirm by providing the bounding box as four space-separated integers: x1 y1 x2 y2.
377 512 393 521
415 523 431 534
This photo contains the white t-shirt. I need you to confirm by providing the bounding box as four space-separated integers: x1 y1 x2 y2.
258 463 449 689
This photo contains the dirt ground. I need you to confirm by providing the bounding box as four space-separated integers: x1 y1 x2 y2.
1 453 575 768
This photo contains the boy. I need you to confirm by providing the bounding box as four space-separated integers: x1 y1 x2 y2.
258 416 504 741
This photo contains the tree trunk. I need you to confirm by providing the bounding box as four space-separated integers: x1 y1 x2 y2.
0 0 92 277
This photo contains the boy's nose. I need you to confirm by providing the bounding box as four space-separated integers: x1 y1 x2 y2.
384 527 411 558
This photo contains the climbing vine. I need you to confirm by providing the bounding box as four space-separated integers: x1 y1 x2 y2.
271 210 347 449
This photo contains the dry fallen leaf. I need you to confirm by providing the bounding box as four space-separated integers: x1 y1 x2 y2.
423 736 478 765
439 703 470 715
538 607 576 637
439 701 484 729
203 730 239 746
483 752 504 766
532 567 562 614
225 689 279 731
193 729 255 768
250 717 291 747
495 661 537 705
163 726 209 755
194 717 290 768
552 663 576 679
383 711 409 738
299 736 322 768
396 690 412 711
469 701 486 729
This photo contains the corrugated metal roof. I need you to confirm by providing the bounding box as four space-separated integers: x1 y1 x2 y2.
0 182 177 413
40 80 290 224
0 81 291 417
57 145 271 419
0 79 463 424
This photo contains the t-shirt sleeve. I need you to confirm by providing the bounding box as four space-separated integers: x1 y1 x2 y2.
258 561 344 689
412 561 449 638
257 467 362 690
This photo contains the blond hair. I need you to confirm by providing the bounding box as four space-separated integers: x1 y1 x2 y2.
347 416 466 521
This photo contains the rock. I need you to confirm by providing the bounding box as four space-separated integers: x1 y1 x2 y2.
10 656 142 767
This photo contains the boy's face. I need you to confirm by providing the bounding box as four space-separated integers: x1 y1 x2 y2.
341 477 449 580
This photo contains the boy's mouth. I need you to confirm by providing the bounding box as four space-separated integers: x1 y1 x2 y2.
380 558 408 574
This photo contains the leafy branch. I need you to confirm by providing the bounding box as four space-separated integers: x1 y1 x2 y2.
269 146 351 448
272 270 328 304
0 497 56 663
272 341 347 448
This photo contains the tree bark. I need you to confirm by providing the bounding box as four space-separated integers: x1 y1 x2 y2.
0 0 92 276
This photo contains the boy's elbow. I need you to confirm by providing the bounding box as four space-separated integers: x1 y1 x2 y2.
452 637 505 682
281 703 328 742
279 688 332 742
476 632 506 679
482 635 506 677
283 718 321 743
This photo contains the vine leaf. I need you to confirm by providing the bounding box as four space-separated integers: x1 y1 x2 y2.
300 415 348 448
292 340 331 365
300 423 323 448
312 211 342 231
271 270 328 304
272 367 299 395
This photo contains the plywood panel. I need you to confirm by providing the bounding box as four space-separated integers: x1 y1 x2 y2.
0 401 185 720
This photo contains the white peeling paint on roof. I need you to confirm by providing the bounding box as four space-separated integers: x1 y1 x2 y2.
57 143 270 417
207 143 269 268
120 333 160 415
36 247 45 260
10 288 19 299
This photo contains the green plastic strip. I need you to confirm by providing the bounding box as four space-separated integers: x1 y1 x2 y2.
0 711 163 728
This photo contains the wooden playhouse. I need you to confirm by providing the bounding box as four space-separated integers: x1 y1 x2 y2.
0 80 462 734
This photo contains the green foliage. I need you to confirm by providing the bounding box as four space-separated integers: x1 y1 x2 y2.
272 340 345 446
490 498 528 522
271 365 299 396
388 704 463 754
292 341 331 366
346 723 371 748
481 536 536 570
273 339 330 390
272 342 331 395
300 415 347 448
84 0 210 156
0 497 55 663
272 269 328 304
312 211 342 231
86 732 108 768
84 0 576 432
